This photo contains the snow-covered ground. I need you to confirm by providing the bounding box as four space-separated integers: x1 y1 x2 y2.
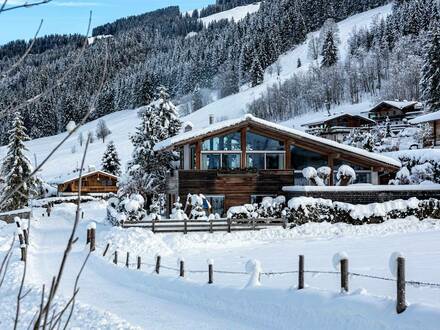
1 200 440 329
199 3 261 26
0 4 392 182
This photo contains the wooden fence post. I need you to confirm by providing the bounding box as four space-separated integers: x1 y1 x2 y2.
283 217 288 229
81 211 84 219
209 220 213 234
396 257 407 314
23 228 29 245
152 219 155 234
179 260 185 277
103 243 110 256
137 256 141 270
90 228 96 252
155 255 161 274
184 219 188 235
340 258 349 293
227 218 231 233
86 229 91 244
18 232 26 262
208 259 214 284
298 255 304 290
113 251 118 265
126 252 130 268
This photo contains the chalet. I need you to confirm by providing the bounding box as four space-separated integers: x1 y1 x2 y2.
155 114 401 216
410 110 440 147
302 113 376 142
52 170 118 196
365 101 423 126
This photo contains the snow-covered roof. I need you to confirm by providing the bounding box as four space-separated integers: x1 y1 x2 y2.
154 114 401 168
368 101 420 112
49 170 118 185
410 110 440 124
301 113 375 127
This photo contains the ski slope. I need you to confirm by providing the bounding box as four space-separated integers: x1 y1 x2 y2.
2 201 440 329
0 4 392 182
199 3 261 26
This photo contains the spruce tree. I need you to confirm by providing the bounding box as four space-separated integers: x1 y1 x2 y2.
101 141 121 176
120 86 182 198
420 24 440 112
321 31 339 67
1 112 36 211
250 56 264 87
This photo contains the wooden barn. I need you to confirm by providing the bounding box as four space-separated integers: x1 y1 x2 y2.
366 101 423 125
155 114 401 216
410 110 440 147
54 170 118 195
302 113 375 142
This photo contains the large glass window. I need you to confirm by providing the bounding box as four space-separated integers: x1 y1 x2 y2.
290 145 328 170
247 153 265 170
202 131 241 151
246 131 284 151
266 153 285 169
222 154 241 169
205 195 225 216
202 154 221 170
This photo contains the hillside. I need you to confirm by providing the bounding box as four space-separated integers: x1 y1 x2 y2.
200 2 261 25
0 5 391 182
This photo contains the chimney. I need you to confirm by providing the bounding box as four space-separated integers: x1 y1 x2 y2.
209 114 215 125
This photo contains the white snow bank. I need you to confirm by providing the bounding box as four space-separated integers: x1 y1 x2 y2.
200 3 260 26
283 184 440 192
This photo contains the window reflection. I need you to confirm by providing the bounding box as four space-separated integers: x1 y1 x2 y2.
246 131 284 151
202 132 241 151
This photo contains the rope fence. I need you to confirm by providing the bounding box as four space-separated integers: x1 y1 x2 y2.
86 228 440 315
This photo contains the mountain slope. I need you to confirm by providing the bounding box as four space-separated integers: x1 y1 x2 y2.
0 4 392 182
200 3 261 25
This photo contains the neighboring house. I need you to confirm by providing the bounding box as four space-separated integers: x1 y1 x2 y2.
155 114 400 216
365 101 423 126
302 113 376 142
410 110 440 147
51 170 118 195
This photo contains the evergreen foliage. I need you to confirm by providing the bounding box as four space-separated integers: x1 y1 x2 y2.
420 23 440 112
96 119 112 143
0 112 36 211
101 141 121 176
321 31 338 67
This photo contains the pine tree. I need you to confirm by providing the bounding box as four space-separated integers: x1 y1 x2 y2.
321 31 339 67
1 112 36 211
101 141 121 176
192 86 203 111
250 56 264 87
420 24 440 112
120 86 182 199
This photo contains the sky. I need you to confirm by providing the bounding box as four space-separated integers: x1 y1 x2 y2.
0 0 213 45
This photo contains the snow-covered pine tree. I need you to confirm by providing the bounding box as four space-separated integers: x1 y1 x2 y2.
250 56 264 87
120 86 181 199
0 112 36 211
101 141 121 176
420 23 440 112
96 119 111 143
321 31 339 67
192 86 203 111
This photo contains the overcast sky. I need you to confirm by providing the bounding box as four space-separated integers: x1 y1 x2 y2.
0 0 213 44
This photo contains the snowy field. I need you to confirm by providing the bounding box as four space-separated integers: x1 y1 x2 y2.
199 3 261 26
0 5 391 182
1 200 440 329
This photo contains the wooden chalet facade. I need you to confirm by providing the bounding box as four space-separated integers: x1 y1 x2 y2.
366 101 423 125
410 110 440 147
302 113 375 142
156 115 400 216
55 170 118 195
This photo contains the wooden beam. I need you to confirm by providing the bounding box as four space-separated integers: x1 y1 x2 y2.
195 141 201 170
328 155 334 186
285 140 292 170
241 127 247 169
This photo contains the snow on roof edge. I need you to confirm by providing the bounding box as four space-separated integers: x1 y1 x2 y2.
283 184 440 193
410 110 440 124
48 170 119 185
155 114 401 168
301 113 375 127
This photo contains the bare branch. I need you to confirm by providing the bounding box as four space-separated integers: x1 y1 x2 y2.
0 0 52 14
1 19 44 79
14 243 28 330
0 235 15 288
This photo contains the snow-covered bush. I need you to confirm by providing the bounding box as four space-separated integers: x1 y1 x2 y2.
336 165 356 186
188 194 208 220
302 167 324 186
390 152 440 185
170 197 188 220
227 196 286 219
106 193 147 225
317 166 332 185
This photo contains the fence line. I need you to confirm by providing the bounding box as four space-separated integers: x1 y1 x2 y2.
88 229 440 315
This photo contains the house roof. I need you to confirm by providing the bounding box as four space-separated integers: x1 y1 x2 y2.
301 113 376 127
410 110 440 124
368 100 420 113
154 114 401 169
49 170 118 185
